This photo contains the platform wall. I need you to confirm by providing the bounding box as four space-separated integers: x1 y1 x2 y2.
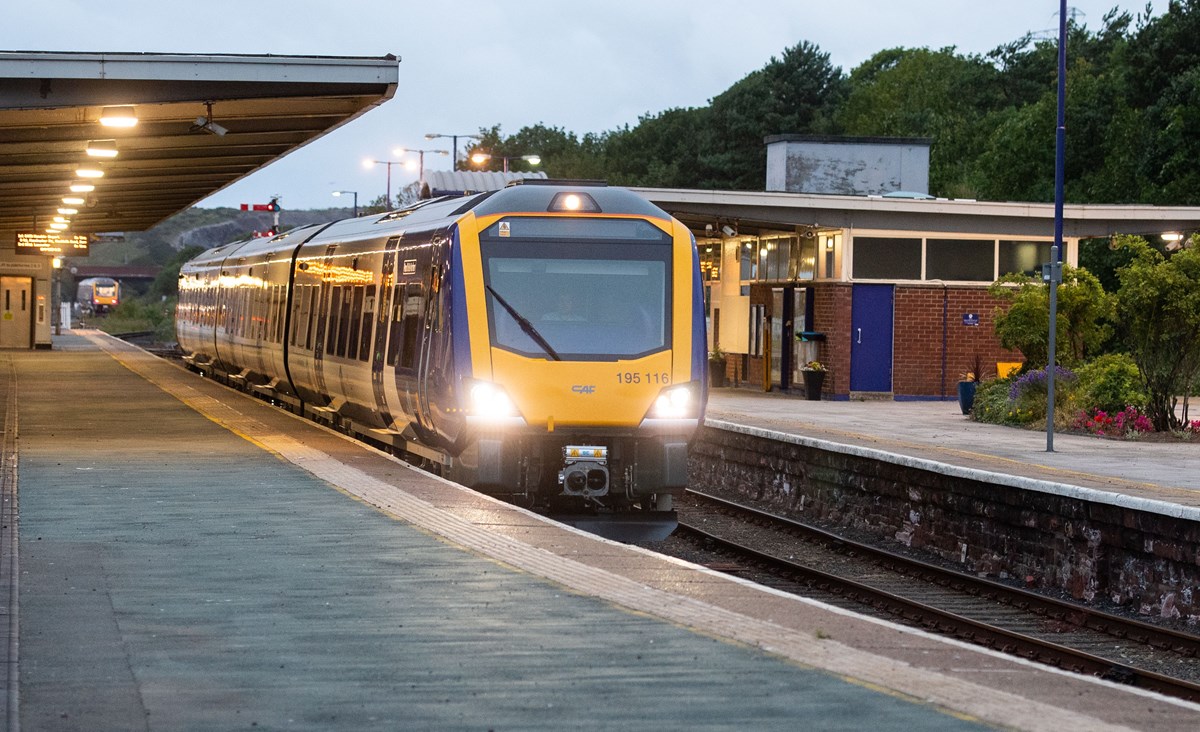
689 425 1199 622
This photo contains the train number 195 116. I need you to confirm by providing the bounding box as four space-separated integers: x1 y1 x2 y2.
618 372 670 385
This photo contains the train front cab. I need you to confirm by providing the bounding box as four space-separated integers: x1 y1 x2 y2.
451 186 705 525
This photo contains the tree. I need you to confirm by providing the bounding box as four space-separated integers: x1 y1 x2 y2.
1113 234 1200 430
989 265 1114 369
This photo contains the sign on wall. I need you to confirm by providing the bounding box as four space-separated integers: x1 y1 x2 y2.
962 313 980 326
13 232 90 256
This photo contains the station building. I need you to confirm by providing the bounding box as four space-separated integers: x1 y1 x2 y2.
637 135 1200 400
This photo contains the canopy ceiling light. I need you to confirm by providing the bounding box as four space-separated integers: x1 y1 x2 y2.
57 207 79 215
86 139 119 158
75 167 104 178
49 222 69 230
99 105 138 128
70 182 96 193
62 196 86 205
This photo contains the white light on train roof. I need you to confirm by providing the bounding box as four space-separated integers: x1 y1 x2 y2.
75 167 104 179
57 208 78 215
99 105 138 128
86 139 119 158
70 182 95 193
62 196 86 205
548 191 601 213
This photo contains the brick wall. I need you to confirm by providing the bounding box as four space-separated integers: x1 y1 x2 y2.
893 284 1023 398
690 425 1200 621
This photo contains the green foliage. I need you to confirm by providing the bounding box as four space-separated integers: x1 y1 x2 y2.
971 376 1025 425
1073 353 1148 413
97 298 178 344
1113 234 1200 430
988 265 1114 369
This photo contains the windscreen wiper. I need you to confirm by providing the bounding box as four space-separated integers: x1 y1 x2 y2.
486 285 562 361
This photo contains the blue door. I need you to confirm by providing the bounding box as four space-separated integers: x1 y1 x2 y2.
850 284 894 393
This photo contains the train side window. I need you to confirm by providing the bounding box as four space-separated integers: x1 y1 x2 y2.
289 285 303 346
386 285 404 366
358 285 376 361
345 286 364 359
302 283 316 348
399 284 423 370
334 287 351 358
326 286 343 356
274 285 285 343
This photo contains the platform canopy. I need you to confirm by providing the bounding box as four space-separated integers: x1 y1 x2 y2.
0 51 399 235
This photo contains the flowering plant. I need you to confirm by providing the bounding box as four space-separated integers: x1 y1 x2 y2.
1072 406 1153 438
803 360 827 372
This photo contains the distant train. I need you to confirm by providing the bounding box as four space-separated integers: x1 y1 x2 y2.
76 277 120 314
176 181 707 533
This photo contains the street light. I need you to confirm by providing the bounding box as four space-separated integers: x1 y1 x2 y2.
425 132 482 171
470 152 541 173
394 147 449 190
362 158 404 209
332 190 359 217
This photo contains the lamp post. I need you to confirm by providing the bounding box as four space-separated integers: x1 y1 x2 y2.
332 190 359 217
394 147 449 190
362 158 404 209
425 132 482 171
470 152 541 173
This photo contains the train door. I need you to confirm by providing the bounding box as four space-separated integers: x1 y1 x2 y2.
370 236 401 428
310 244 338 400
0 276 32 349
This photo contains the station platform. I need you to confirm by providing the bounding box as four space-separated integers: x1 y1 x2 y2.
705 388 1200 513
1 331 1197 730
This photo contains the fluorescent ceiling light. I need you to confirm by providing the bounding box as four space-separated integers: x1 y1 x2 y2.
62 196 86 205
75 167 105 179
99 105 138 128
86 139 119 158
70 182 95 193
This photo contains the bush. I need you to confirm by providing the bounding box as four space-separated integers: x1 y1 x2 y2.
1073 353 1147 414
1072 406 1153 438
971 376 1028 425
974 367 1079 428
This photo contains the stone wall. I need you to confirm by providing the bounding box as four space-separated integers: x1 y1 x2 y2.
690 423 1199 622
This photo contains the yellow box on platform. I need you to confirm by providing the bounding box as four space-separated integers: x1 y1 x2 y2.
997 362 1022 378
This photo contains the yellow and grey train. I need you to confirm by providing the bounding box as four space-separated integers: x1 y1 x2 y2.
177 181 708 530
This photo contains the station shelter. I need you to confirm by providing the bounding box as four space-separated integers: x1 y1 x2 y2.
637 187 1200 400
0 51 398 349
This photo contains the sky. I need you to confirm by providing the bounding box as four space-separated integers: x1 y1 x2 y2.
4 1 1170 211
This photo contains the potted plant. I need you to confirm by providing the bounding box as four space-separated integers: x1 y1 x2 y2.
801 360 826 401
958 354 983 415
708 349 727 388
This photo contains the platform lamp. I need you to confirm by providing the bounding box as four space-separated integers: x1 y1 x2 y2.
424 132 481 171
394 147 449 192
470 152 541 173
362 158 404 209
51 256 63 336
332 190 358 217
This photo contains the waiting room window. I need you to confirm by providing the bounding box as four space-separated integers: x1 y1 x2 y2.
853 237 921 279
1000 240 1053 277
926 239 995 281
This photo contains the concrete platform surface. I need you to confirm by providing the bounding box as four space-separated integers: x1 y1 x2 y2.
707 388 1200 513
0 331 1196 731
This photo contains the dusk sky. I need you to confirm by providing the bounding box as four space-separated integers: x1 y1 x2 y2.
4 1 1169 209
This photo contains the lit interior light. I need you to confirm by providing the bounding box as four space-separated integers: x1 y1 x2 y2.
76 167 105 179
99 105 138 128
53 216 69 223
70 183 95 193
57 208 78 215
49 222 69 230
62 196 86 205
86 139 119 158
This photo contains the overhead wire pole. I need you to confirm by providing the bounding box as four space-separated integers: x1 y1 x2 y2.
1047 0 1068 452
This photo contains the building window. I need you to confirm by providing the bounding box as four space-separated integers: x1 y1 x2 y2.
926 239 995 281
740 242 758 280
1000 240 1053 277
699 242 721 281
853 237 921 279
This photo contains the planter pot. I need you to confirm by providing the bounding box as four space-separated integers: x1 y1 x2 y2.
957 380 977 415
709 359 727 388
802 369 825 401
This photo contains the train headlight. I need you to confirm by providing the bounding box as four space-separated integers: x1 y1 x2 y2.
648 383 697 419
465 379 525 426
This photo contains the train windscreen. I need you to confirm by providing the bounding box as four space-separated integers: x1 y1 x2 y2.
480 217 672 361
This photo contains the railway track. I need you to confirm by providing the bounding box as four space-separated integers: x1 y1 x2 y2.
660 488 1200 703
